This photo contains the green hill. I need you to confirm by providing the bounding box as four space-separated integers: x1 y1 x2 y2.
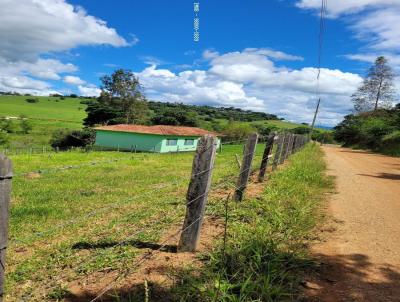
0 95 325 149
0 95 85 148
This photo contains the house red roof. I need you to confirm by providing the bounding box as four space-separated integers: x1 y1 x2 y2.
95 124 221 137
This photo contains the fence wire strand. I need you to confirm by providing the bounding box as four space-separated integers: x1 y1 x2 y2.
7 135 310 301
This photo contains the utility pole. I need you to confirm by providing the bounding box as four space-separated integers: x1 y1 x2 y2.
309 97 320 139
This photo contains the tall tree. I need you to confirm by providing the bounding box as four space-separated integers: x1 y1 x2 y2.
84 69 150 126
352 56 395 113
101 69 149 123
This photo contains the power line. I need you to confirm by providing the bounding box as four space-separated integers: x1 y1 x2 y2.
310 0 327 137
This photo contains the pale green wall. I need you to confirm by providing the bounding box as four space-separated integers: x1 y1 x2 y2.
95 131 163 152
160 135 199 152
95 130 220 153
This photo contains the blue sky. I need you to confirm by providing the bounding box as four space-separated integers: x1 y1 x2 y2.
0 0 399 126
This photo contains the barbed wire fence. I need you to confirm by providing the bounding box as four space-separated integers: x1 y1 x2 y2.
0 132 310 301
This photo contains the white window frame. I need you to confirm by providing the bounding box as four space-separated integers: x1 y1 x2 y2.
166 139 178 146
184 139 195 146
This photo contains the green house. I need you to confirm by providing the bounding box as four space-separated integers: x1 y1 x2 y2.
94 124 221 153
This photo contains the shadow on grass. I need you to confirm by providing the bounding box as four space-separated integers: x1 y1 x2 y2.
64 280 182 302
303 253 400 302
62 251 400 302
357 173 400 180
72 240 177 253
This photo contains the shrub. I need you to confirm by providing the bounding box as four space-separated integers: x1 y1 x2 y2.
252 124 279 137
312 131 335 144
1 119 15 133
292 126 311 134
381 130 400 156
50 128 95 149
222 122 255 141
19 115 33 134
360 118 394 149
334 114 363 146
25 98 39 103
334 106 400 155
0 130 9 146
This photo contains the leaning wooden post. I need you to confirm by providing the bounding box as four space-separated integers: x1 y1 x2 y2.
233 133 258 201
272 134 283 170
258 134 275 182
0 154 12 302
178 135 217 252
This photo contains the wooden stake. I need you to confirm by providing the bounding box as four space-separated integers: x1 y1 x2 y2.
258 134 275 182
0 154 12 302
272 134 283 170
279 134 288 165
178 135 217 252
284 134 293 160
233 133 258 201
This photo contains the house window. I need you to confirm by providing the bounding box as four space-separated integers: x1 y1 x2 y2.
184 139 195 146
166 139 178 146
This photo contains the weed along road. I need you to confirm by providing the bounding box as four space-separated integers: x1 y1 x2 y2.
307 146 400 301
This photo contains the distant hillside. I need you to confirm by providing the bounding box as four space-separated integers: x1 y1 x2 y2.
0 94 327 148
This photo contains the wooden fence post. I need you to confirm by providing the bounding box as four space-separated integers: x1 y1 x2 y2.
298 135 303 151
178 135 217 252
279 133 288 164
284 134 294 160
233 133 258 201
292 134 298 154
272 134 283 170
0 154 12 302
258 134 275 182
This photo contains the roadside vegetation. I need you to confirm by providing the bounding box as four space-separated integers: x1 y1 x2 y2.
160 143 332 301
334 105 400 156
334 57 400 156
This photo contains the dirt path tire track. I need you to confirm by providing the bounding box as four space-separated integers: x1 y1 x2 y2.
305 146 400 302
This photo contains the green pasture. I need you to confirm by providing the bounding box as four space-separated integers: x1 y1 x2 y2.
6 143 264 300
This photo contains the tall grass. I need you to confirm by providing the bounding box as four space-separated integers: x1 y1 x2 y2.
174 143 332 301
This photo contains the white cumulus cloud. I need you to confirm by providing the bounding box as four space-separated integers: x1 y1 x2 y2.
78 85 101 97
0 0 129 94
64 75 86 85
296 0 400 69
137 49 362 126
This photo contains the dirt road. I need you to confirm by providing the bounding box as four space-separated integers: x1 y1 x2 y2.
306 146 400 302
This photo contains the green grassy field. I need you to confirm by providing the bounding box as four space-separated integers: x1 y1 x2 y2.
4 141 331 301
6 143 268 301
0 95 85 148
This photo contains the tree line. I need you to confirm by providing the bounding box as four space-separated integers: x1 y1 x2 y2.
82 69 279 128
